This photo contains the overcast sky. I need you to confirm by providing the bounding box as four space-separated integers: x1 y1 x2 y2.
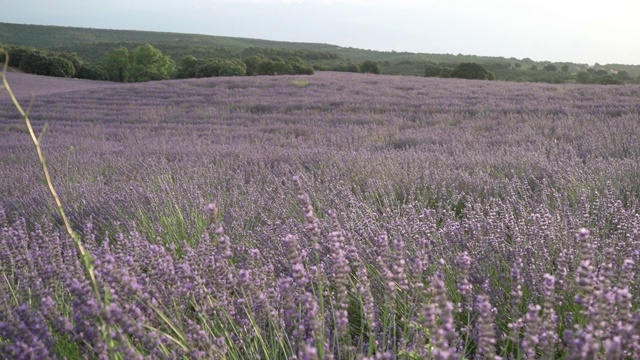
2 0 639 65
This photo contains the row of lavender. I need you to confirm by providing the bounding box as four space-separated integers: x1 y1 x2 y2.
1 72 640 358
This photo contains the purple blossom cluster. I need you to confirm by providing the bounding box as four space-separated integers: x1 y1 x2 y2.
2 71 640 358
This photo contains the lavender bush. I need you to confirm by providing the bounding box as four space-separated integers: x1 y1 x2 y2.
1 69 640 358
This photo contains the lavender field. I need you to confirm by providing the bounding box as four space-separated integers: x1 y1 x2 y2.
2 71 640 359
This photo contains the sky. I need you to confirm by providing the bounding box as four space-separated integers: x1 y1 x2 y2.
2 0 640 65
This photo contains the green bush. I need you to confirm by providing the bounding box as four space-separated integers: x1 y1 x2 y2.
218 60 246 77
424 63 443 77
18 51 75 77
45 56 76 77
592 76 623 85
451 62 493 80
194 60 222 78
176 55 199 79
75 63 109 80
361 60 380 74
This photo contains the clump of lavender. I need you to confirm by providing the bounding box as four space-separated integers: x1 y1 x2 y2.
328 211 351 341
425 270 459 360
473 294 497 360
456 252 473 315
293 175 320 238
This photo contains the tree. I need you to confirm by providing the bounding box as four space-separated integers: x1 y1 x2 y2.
272 57 293 75
19 50 48 74
45 57 75 77
543 64 558 72
288 57 314 75
616 70 631 82
176 55 199 79
58 52 82 72
592 76 623 85
76 63 109 80
576 71 592 84
530 65 538 71
195 60 222 78
450 62 493 80
331 62 360 73
361 60 380 74
243 54 267 76
424 63 443 77
218 60 246 77
561 65 570 73
102 47 131 82
595 69 609 77
344 62 360 73
4 47 32 68
128 44 175 82
257 59 276 75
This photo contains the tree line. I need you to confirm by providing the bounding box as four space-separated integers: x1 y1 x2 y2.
3 43 638 85
1 43 388 82
0 44 318 82
421 60 638 84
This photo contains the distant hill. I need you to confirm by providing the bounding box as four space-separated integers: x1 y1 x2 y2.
0 22 507 64
2 22 640 81
0 22 341 52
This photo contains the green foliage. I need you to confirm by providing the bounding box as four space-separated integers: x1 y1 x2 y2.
592 76 623 85
176 54 310 78
256 58 277 75
175 55 199 79
451 62 493 80
575 70 624 85
18 50 76 77
360 60 380 74
241 54 311 76
0 46 32 67
238 46 339 61
543 64 558 72
58 52 83 71
424 63 443 77
576 71 592 84
243 54 266 76
0 45 110 80
288 57 314 75
595 69 609 77
194 60 222 78
45 56 76 77
102 47 130 82
128 44 175 82
218 59 247 76
318 61 360 73
18 50 48 73
101 44 175 82
75 63 109 80
616 70 631 81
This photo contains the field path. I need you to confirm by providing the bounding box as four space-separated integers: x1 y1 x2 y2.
1 71 118 99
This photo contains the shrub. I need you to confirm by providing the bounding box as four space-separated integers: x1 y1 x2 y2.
75 63 109 81
360 60 380 74
218 60 246 77
424 63 443 77
451 62 493 80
